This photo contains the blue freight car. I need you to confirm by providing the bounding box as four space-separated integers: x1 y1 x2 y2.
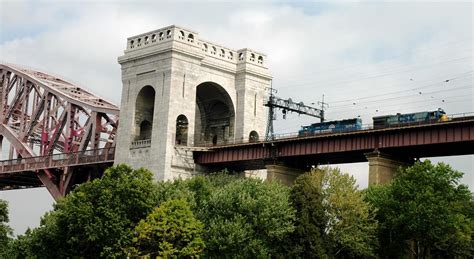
372 108 447 129
298 118 362 136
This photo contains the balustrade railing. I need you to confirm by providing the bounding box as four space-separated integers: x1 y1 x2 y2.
131 139 151 149
0 147 115 174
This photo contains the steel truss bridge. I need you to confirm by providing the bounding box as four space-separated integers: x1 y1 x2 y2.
1 63 473 200
0 64 118 199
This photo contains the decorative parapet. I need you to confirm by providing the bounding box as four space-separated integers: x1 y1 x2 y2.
124 25 267 68
130 139 151 149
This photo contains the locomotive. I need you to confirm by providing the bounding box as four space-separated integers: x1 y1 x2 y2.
298 118 362 136
372 108 447 129
298 108 447 136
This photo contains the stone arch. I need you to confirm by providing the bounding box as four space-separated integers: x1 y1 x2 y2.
135 85 155 140
175 114 189 145
195 82 235 145
249 130 259 142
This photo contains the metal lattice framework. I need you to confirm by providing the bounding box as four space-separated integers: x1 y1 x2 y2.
0 63 119 199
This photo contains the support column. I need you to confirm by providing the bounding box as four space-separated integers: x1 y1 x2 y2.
365 151 411 185
265 164 304 186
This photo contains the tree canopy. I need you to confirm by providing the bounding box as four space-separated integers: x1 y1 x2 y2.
5 161 472 258
365 160 474 258
197 176 295 257
289 167 378 258
0 199 12 255
127 199 205 257
7 164 160 258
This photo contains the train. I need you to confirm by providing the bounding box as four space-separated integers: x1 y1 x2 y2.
298 118 362 136
298 108 448 136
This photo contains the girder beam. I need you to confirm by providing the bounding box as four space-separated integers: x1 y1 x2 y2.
0 63 119 200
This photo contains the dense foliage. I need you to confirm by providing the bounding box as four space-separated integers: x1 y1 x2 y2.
288 167 378 258
6 164 160 257
127 199 205 257
288 169 328 257
197 176 295 257
4 161 473 258
365 160 474 258
5 168 295 258
0 199 12 256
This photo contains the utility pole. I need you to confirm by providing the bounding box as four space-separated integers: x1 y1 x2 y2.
317 94 329 122
264 82 277 141
264 84 324 141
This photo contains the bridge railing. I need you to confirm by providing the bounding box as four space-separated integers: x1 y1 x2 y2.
0 147 116 174
131 139 152 149
190 112 474 147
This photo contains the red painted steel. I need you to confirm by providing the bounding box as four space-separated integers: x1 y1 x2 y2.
0 64 119 199
194 118 474 169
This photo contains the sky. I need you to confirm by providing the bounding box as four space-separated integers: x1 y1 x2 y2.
0 0 473 235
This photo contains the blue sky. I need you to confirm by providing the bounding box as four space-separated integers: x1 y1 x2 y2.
0 0 473 235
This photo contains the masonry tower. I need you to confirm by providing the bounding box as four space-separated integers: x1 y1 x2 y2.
115 25 272 180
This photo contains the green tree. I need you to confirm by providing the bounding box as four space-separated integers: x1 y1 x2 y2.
321 167 378 257
7 164 160 258
366 160 474 258
127 199 204 257
0 199 12 256
288 170 328 258
289 167 378 258
56 164 160 257
199 177 295 257
363 184 405 257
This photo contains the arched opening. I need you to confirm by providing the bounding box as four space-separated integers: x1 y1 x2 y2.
249 131 259 142
175 114 189 146
139 120 152 139
195 82 235 145
135 86 155 141
258 56 263 64
188 34 194 42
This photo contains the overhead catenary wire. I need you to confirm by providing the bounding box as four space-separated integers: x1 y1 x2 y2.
275 55 473 91
326 71 473 105
275 37 474 82
329 83 473 111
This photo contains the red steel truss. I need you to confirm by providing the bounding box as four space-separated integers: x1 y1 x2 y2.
0 63 119 200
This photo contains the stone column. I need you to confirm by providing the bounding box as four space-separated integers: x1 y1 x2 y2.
265 164 304 186
365 151 411 185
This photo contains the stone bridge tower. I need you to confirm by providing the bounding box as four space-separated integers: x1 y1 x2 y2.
115 25 272 180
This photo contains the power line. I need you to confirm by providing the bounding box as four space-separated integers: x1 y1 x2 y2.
329 83 473 111
327 71 473 105
274 37 474 82
275 55 473 90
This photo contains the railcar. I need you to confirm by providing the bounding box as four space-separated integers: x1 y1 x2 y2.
372 108 447 129
298 118 362 136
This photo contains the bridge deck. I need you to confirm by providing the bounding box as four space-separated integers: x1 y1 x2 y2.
1 116 473 190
